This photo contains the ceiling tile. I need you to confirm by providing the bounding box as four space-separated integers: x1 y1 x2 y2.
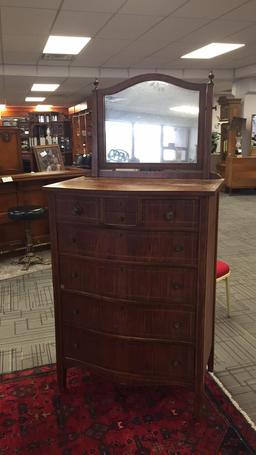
219 0 256 21
97 14 163 40
51 11 112 35
172 0 249 19
0 0 61 7
71 38 130 66
138 17 210 46
62 0 125 13
120 0 187 15
1 7 55 36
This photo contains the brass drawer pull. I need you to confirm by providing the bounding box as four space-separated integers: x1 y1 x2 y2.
173 282 183 290
174 244 183 252
120 216 125 222
73 309 79 315
165 210 175 221
72 237 77 244
172 360 180 368
71 272 79 279
72 206 82 216
73 343 79 349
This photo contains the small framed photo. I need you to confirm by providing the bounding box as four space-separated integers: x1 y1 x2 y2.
33 145 64 172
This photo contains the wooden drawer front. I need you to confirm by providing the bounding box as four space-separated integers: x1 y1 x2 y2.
104 198 137 212
63 326 194 382
142 199 199 229
62 292 195 341
58 225 198 265
60 256 197 304
103 197 137 226
55 195 99 223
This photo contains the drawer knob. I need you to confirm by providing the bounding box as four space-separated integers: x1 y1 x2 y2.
72 237 77 244
173 321 181 329
71 272 78 279
165 210 175 221
174 244 183 252
74 343 79 349
173 282 182 290
120 216 125 222
172 360 180 368
72 206 82 216
73 309 79 315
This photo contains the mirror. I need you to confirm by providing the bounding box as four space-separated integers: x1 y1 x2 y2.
104 80 200 165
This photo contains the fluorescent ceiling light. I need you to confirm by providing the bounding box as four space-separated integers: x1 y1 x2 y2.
35 105 53 111
0 104 6 111
31 83 59 92
43 35 91 55
181 42 245 59
170 105 199 115
25 96 46 102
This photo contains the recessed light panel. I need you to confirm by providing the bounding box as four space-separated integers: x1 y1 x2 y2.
181 43 245 59
31 84 59 92
170 105 199 115
35 105 53 111
43 35 91 55
25 97 46 102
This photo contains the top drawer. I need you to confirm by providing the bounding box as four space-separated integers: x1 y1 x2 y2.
142 199 199 229
55 195 99 223
102 197 137 227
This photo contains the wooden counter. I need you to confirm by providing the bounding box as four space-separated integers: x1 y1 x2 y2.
0 169 87 254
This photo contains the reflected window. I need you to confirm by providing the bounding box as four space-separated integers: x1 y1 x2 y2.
134 124 161 163
106 121 132 162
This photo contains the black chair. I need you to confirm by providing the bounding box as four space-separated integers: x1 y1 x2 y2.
8 206 51 270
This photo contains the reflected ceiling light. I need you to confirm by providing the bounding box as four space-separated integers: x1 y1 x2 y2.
181 43 245 59
0 104 6 111
31 83 59 92
43 35 91 55
25 96 46 102
170 105 199 115
35 105 53 111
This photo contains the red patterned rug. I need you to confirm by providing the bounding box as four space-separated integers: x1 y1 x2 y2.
0 365 255 454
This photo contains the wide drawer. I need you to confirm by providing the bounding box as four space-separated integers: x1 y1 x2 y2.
63 326 194 383
142 199 199 229
58 224 198 265
60 256 197 305
55 195 99 223
61 292 195 341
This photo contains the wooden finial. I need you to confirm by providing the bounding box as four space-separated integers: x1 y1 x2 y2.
93 78 99 91
208 71 214 85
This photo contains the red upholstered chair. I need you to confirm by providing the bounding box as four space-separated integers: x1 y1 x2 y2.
216 260 231 317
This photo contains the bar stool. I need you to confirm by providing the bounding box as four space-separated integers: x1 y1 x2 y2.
8 205 50 270
216 260 231 317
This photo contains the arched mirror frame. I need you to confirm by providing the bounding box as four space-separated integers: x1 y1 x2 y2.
92 73 213 179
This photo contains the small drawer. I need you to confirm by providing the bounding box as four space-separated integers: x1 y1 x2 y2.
60 256 197 305
63 326 194 382
62 292 195 341
103 198 137 212
142 199 199 229
103 210 137 226
55 195 99 223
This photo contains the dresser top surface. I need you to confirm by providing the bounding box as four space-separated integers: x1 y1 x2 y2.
45 177 223 194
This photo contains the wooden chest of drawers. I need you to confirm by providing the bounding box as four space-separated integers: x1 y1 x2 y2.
46 177 222 413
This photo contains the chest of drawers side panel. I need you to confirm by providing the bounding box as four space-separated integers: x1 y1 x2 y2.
47 193 66 389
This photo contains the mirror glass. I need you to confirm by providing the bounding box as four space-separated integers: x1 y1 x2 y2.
104 80 200 164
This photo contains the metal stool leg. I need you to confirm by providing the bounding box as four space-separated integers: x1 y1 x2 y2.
225 276 231 318
12 220 50 270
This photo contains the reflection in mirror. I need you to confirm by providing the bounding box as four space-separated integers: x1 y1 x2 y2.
105 80 200 164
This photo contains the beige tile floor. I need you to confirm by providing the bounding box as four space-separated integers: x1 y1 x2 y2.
0 191 256 425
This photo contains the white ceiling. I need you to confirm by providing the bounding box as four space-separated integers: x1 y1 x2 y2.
0 0 256 106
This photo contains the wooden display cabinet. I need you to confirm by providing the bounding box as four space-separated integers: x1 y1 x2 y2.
0 126 23 174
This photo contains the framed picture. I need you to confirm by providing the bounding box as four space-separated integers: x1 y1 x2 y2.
33 145 64 172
